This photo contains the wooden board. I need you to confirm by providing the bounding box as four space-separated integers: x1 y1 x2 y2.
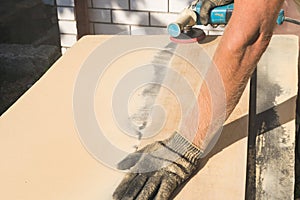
0 35 297 200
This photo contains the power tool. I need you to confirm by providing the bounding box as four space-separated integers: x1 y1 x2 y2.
168 1 300 44
277 9 300 26
167 0 234 43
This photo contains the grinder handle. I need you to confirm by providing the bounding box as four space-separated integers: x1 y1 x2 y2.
167 8 197 37
276 9 285 25
194 3 234 25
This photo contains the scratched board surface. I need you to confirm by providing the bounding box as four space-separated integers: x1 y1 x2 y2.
0 35 297 199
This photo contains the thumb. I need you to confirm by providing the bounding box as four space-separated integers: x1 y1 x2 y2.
200 0 216 25
117 152 142 170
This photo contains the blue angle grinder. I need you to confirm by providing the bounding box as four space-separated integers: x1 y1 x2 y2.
168 1 300 44
167 1 234 43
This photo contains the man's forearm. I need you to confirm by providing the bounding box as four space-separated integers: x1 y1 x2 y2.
215 0 284 116
189 0 284 149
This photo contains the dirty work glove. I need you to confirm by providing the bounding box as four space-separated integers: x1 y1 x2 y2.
112 132 203 200
200 0 234 25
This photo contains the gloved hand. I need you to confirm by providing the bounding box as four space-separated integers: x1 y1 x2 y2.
113 132 203 200
200 0 234 25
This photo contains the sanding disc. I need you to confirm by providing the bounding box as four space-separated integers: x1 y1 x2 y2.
170 28 206 44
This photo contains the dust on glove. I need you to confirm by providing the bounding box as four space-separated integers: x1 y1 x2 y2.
200 0 234 25
112 132 203 200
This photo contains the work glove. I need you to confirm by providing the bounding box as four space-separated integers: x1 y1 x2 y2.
200 0 234 25
113 132 203 200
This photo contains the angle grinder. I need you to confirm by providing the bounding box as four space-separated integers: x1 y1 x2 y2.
168 1 300 44
167 0 234 43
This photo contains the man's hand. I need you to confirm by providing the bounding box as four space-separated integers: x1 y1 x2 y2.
113 132 202 199
200 0 234 25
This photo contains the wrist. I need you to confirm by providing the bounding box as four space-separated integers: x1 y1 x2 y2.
164 132 203 163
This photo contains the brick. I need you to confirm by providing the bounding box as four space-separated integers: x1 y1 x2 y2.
57 7 75 20
89 9 111 23
169 0 194 13
61 47 68 54
60 34 77 47
112 10 149 25
150 12 178 26
58 20 77 34
92 0 129 9
130 0 168 12
94 23 130 34
56 0 74 6
131 26 167 35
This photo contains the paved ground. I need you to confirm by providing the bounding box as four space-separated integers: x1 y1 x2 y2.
0 0 61 115
0 44 61 115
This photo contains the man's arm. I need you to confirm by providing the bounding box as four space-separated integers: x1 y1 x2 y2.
189 0 284 150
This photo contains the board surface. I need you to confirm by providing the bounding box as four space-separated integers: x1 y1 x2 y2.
0 35 297 199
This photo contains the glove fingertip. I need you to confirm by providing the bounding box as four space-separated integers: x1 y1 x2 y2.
113 173 138 200
112 192 121 200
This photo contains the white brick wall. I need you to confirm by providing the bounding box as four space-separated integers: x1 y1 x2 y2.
55 0 225 52
56 0 77 53
112 10 149 25
88 0 182 36
89 9 111 23
94 23 130 34
130 0 168 12
93 0 129 9
88 0 224 35
131 26 167 35
57 7 75 20
60 34 77 47
150 13 178 26
58 21 77 34
169 0 194 12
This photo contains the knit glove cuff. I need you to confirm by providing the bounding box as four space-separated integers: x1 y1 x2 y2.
164 131 203 164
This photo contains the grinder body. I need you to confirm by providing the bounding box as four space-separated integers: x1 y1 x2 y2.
167 1 234 38
195 2 234 25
